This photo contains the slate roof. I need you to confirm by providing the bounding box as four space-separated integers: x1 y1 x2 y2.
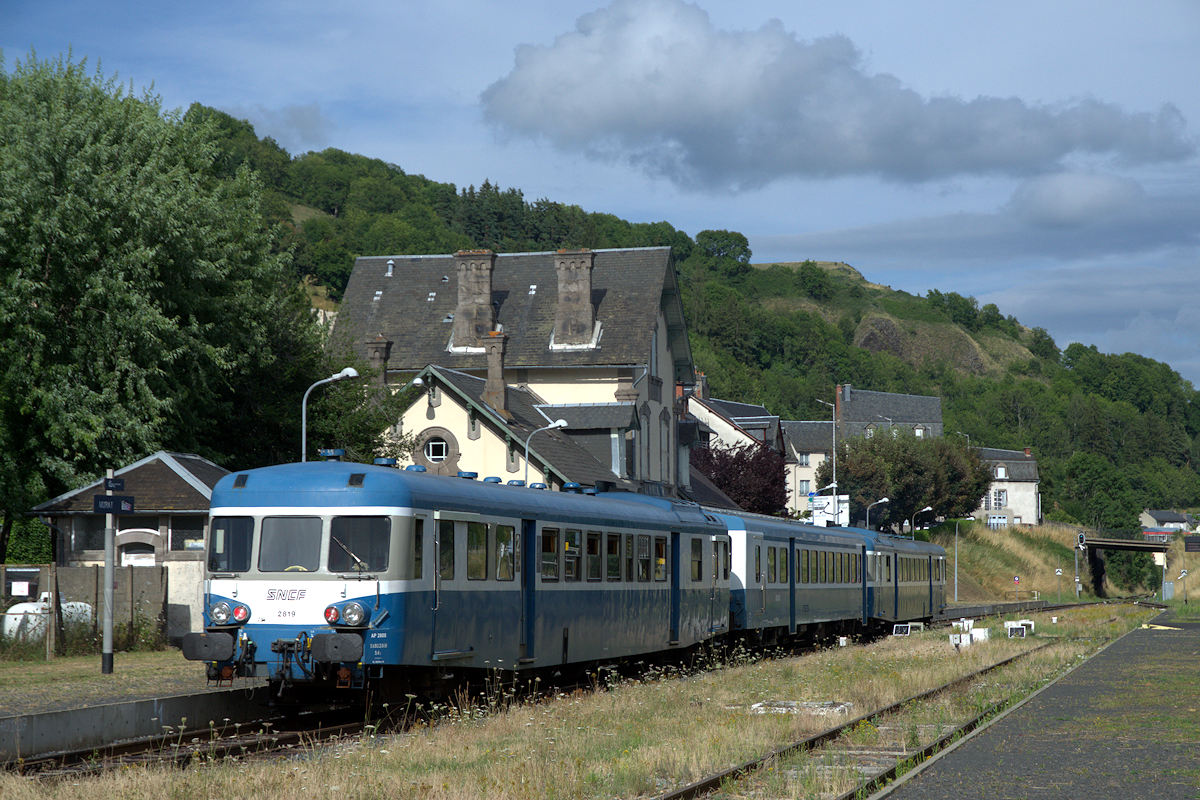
781 421 833 454
1144 509 1188 525
838 384 943 436
33 452 229 515
975 447 1040 481
535 403 638 430
705 398 771 419
332 247 693 383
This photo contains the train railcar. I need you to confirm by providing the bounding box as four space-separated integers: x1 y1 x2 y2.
718 512 870 641
859 531 947 625
182 461 731 694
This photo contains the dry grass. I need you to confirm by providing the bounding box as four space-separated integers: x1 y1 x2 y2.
0 604 1154 800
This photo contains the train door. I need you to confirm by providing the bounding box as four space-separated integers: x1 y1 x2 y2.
859 544 869 624
788 538 797 634
520 518 537 662
669 531 681 644
432 516 472 661
748 532 765 624
709 535 728 634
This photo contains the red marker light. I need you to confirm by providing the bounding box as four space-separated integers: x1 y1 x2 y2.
324 606 340 623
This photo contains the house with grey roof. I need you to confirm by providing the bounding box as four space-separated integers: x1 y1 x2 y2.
972 447 1041 528
836 384 942 440
331 247 708 500
780 420 834 515
1139 509 1191 532
32 451 229 638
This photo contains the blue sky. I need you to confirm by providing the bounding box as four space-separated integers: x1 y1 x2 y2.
6 0 1199 384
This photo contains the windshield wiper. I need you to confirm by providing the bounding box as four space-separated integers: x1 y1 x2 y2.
330 535 369 575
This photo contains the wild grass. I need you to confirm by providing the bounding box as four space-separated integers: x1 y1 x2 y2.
0 604 1154 800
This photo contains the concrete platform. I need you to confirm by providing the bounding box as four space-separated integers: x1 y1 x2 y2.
0 685 271 762
882 609 1200 799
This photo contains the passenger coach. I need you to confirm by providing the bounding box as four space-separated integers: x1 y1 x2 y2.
183 461 731 693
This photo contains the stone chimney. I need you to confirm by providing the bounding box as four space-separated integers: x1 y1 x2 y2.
364 334 392 384
695 372 709 400
553 249 595 346
1024 447 1032 458
452 250 496 346
482 331 510 416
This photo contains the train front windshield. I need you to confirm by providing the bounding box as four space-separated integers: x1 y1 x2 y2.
207 515 398 575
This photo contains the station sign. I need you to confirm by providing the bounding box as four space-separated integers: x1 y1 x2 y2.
93 495 135 514
104 477 125 491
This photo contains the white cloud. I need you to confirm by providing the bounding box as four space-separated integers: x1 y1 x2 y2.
222 103 336 154
482 0 1194 190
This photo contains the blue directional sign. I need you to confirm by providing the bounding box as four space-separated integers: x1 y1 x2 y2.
104 477 125 491
93 495 135 514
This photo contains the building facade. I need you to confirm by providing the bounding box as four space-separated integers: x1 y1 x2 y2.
972 447 1041 528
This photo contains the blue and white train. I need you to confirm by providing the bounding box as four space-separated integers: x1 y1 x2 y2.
182 459 945 695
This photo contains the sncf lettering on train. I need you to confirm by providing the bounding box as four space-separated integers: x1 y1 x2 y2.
265 588 307 601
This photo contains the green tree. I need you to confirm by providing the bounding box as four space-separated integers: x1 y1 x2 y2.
0 53 327 558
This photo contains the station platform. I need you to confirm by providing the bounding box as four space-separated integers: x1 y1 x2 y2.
883 609 1200 799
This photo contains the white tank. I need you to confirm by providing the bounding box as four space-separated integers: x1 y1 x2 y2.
2 593 94 641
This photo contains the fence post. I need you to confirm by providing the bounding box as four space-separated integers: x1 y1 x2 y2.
45 563 57 660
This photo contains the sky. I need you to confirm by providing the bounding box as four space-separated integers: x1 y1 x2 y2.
6 0 1200 385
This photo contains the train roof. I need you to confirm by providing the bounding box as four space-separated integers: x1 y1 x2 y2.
708 510 869 548
211 461 721 534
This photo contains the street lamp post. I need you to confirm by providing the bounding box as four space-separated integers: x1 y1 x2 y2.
910 505 932 538
817 396 837 524
524 419 568 486
866 497 889 530
301 367 360 462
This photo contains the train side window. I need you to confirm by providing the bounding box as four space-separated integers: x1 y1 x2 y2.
654 536 668 581
767 547 777 584
637 535 651 582
466 521 489 580
496 524 516 581
259 516 322 573
564 529 582 581
410 518 424 580
208 516 253 573
438 520 455 581
755 546 762 583
799 550 808 584
722 540 730 580
690 537 703 581
329 516 390 573
541 528 560 581
710 539 718 581
780 548 788 583
625 534 635 583
586 531 603 581
606 533 621 581
819 551 828 583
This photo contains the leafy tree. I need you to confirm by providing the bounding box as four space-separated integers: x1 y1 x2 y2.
797 261 834 300
695 229 751 277
0 53 328 558
815 433 989 531
690 442 786 515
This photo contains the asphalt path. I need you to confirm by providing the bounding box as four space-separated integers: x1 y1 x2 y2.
882 609 1200 800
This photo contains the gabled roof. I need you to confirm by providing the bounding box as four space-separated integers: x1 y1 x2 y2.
781 420 833 454
839 385 942 431
421 366 634 489
1144 509 1188 525
976 447 1039 481
33 452 229 515
535 403 638 430
332 247 693 382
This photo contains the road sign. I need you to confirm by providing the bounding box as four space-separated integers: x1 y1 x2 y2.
1055 568 1063 576
104 477 125 491
93 495 135 514
1014 576 1020 583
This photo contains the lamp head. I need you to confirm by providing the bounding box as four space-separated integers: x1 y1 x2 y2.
333 366 359 381
551 419 568 429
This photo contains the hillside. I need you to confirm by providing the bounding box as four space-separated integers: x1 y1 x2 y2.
196 103 1200 545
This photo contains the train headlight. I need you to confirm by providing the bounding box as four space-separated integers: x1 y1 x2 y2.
324 605 340 624
341 602 366 627
210 601 232 625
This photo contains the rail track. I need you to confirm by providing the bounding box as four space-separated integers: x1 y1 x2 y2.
653 634 1079 800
